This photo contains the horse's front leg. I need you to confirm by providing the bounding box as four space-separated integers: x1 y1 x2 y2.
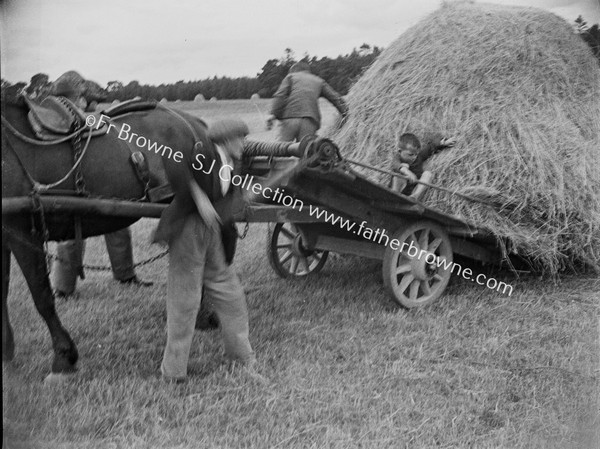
7 225 78 375
2 238 15 362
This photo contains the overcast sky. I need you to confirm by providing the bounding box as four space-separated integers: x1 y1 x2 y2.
1 0 598 86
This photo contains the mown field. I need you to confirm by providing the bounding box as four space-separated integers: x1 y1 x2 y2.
3 100 599 449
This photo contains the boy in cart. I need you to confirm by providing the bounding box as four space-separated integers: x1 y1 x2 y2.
390 133 456 200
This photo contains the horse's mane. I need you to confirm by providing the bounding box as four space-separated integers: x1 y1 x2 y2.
0 95 26 109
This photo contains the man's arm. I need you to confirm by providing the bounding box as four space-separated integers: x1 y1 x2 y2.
321 81 349 118
419 132 456 161
270 75 292 119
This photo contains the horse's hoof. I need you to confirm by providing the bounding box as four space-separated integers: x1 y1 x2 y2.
43 372 74 387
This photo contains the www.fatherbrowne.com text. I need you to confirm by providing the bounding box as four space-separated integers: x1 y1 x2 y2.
86 116 512 296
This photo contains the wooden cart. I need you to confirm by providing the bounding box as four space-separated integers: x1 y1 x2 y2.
235 137 502 308
2 137 503 308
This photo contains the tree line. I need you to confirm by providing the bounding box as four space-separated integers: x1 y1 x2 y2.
106 43 382 101
2 17 599 103
1 44 381 103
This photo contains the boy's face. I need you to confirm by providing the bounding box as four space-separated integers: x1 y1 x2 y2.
398 143 419 164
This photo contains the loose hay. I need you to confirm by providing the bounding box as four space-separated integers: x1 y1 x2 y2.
334 1 600 274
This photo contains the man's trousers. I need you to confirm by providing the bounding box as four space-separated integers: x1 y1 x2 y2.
161 213 255 379
278 117 318 142
52 227 135 295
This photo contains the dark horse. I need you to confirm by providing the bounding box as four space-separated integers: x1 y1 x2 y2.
1 97 214 379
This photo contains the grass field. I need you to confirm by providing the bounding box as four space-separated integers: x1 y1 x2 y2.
3 100 599 449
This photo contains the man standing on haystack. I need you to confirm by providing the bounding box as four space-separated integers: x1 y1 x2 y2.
266 61 349 141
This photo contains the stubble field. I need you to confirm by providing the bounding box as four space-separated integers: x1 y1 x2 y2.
2 99 599 449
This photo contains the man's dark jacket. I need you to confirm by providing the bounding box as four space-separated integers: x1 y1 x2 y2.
152 133 240 264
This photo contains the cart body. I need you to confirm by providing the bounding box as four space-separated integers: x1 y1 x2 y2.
235 138 502 307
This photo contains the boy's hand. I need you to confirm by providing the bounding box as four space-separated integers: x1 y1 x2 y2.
406 172 418 183
399 165 418 183
440 137 457 148
266 114 276 131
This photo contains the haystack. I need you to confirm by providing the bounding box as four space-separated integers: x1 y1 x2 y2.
334 2 600 274
194 94 205 102
251 93 260 100
209 96 218 102
159 97 168 103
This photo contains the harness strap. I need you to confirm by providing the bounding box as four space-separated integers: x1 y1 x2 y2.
104 113 153 200
74 215 85 280
156 103 203 142
2 117 94 193
1 115 86 146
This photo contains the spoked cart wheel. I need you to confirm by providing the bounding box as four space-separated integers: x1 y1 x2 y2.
382 221 453 308
267 223 329 278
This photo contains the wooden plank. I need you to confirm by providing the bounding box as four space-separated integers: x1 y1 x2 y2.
370 201 425 215
307 165 410 205
237 204 320 223
2 196 166 218
297 168 480 231
450 237 500 264
289 174 407 232
314 235 385 260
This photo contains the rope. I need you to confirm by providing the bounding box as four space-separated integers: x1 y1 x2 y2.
156 103 202 142
345 158 503 207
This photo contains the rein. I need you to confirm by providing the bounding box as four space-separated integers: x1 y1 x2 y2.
156 102 204 145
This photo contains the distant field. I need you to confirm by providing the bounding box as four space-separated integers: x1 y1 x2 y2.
3 99 599 449
100 98 341 141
